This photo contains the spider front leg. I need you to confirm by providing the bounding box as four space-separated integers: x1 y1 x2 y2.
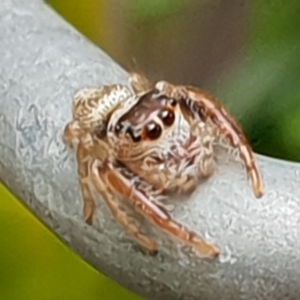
129 72 152 94
154 80 264 198
100 161 220 258
89 160 158 254
184 87 264 198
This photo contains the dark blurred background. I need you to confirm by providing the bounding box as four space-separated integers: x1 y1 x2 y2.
1 0 300 299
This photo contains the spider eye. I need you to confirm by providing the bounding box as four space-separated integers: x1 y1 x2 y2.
145 122 162 140
168 98 177 106
159 109 175 126
115 123 123 133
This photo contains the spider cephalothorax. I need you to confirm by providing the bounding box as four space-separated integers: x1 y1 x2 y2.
63 73 264 258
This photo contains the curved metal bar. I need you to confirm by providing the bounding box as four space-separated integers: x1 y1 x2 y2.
1 1 299 299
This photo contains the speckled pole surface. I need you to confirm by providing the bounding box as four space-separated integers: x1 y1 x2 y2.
1 1 300 299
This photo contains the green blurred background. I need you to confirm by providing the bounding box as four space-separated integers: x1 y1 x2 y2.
1 0 300 299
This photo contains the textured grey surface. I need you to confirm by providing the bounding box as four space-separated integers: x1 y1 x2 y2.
1 1 300 299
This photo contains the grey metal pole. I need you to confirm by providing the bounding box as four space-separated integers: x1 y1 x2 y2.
1 1 300 299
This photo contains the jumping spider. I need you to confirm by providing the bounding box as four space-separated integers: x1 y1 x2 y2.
63 73 264 258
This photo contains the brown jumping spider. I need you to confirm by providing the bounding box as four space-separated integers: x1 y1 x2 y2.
63 73 264 258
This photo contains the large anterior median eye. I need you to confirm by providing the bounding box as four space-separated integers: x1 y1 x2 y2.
145 122 162 140
159 109 175 126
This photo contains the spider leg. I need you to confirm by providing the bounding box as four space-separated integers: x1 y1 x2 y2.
154 81 264 198
63 120 82 148
100 160 220 258
129 72 152 94
185 86 264 198
63 120 97 224
90 160 158 253
76 142 97 224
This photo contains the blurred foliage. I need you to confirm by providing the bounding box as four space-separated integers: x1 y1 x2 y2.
0 184 141 300
2 0 300 299
127 0 184 22
218 0 300 162
47 0 105 45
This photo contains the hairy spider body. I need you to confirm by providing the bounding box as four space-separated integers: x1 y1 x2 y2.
63 73 264 258
112 90 215 195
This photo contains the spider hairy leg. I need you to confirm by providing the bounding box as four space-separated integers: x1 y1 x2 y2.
90 160 158 253
154 80 264 199
196 96 264 198
63 120 81 148
129 72 152 94
76 142 96 224
103 161 220 258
